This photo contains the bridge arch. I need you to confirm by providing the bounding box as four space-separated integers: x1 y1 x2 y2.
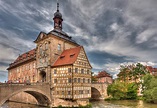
91 87 101 100
1 88 51 106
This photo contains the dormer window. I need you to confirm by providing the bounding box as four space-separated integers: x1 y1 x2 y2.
70 53 75 58
60 55 65 59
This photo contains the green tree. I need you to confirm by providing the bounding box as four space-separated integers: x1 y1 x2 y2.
118 63 149 83
132 63 148 83
107 80 137 100
143 74 157 103
118 65 129 82
127 83 138 99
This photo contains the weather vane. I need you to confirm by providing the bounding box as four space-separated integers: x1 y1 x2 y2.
57 0 59 12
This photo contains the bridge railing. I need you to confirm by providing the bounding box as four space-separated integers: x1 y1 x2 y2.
0 82 50 86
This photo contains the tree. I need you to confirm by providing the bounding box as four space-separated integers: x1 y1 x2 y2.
107 80 138 100
118 63 149 83
132 63 148 83
143 74 157 103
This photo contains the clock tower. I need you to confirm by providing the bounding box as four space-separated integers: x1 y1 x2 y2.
53 2 63 30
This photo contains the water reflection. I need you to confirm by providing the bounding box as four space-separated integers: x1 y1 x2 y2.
91 100 157 108
1 100 157 108
1 102 46 108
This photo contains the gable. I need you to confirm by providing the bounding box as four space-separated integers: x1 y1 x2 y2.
34 32 47 43
74 47 92 69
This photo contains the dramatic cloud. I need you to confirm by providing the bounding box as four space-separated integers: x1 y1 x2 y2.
0 0 157 82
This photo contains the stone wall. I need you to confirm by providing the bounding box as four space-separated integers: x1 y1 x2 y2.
53 98 89 107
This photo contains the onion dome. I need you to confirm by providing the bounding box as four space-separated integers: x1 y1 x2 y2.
54 3 62 18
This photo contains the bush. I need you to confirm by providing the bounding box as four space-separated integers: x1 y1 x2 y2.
57 105 63 108
143 74 157 103
107 81 138 100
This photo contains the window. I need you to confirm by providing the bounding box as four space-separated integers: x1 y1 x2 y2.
33 75 35 82
87 70 89 74
62 91 64 95
75 91 77 94
54 69 57 74
81 69 84 74
57 91 59 95
68 78 72 83
54 79 57 83
68 68 71 73
75 68 78 73
68 91 71 95
60 55 65 59
70 54 75 58
74 78 77 83
79 90 83 94
78 78 80 83
88 79 90 83
58 44 61 51
83 78 85 83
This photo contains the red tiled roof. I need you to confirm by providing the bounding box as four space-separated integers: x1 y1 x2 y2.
14 49 36 63
8 49 36 70
52 46 82 67
146 66 157 74
96 70 112 78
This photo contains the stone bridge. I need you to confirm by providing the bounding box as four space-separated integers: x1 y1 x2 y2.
91 83 109 100
0 83 52 107
0 82 109 106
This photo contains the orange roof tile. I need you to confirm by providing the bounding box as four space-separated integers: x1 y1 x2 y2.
96 70 112 78
14 49 36 63
52 46 82 67
8 49 36 70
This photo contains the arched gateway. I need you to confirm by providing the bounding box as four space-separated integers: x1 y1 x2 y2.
39 71 46 82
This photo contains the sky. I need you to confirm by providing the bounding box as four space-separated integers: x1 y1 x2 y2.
0 0 157 82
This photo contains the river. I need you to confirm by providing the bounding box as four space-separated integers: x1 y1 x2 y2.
1 100 157 108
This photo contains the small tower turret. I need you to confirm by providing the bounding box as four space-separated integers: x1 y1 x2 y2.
53 2 63 30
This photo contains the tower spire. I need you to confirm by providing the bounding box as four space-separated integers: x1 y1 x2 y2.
53 0 63 30
57 2 59 12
